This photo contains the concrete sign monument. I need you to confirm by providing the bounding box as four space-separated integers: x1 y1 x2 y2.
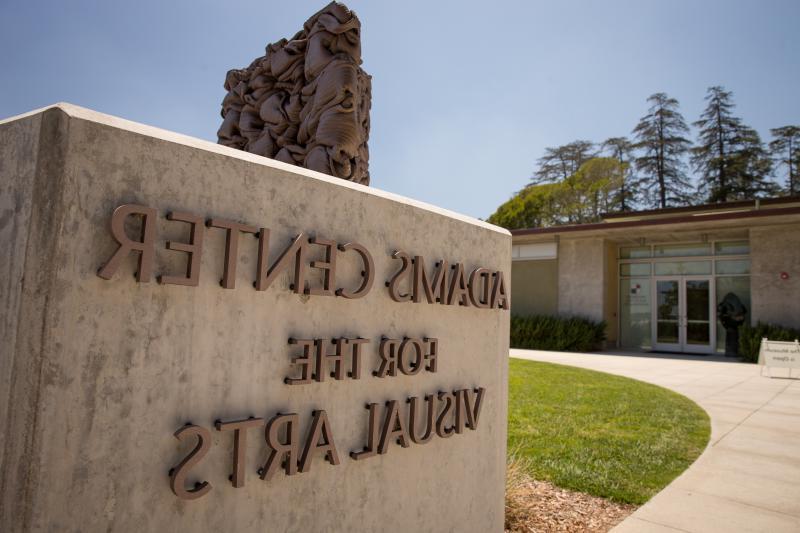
0 104 510 531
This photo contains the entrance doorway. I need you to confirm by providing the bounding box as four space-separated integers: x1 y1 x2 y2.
618 240 751 354
653 277 714 354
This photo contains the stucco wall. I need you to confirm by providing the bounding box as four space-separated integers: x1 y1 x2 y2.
510 259 558 316
0 105 510 532
557 237 607 322
750 224 800 329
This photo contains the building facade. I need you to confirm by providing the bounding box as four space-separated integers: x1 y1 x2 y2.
510 198 800 353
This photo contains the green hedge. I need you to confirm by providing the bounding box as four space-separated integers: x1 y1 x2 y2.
510 314 606 352
739 322 800 363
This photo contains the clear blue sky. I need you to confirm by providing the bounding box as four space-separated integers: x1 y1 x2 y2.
1 0 798 219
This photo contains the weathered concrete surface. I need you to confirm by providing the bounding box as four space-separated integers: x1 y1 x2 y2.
557 237 606 322
750 224 800 329
0 109 46 517
511 349 800 533
0 104 510 532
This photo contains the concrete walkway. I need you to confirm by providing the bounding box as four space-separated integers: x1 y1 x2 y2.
510 349 800 533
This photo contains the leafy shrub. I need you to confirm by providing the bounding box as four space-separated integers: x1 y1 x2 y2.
510 314 606 352
739 322 800 363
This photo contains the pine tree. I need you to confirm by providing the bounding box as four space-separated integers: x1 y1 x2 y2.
632 93 693 208
532 140 596 184
691 86 740 202
602 136 639 211
691 86 775 202
769 126 800 195
727 125 776 198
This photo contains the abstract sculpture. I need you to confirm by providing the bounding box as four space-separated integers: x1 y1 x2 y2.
718 292 747 358
217 2 371 185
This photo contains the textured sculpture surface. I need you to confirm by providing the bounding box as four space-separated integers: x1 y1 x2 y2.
217 2 371 185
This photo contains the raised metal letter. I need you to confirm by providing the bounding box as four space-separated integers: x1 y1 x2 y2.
159 211 205 287
169 424 212 500
97 204 157 282
215 417 265 488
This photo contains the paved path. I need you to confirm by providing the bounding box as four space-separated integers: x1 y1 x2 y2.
510 349 800 533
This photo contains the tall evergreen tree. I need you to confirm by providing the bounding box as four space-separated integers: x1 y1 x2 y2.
727 125 775 197
691 86 740 202
532 140 596 183
602 136 639 211
632 93 693 208
769 125 800 195
691 86 775 202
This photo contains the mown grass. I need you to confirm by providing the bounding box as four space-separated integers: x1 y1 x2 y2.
508 358 710 505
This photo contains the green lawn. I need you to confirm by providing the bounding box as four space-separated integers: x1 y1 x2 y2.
508 358 710 505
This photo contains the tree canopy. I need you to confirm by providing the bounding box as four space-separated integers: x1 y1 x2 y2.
532 140 596 184
691 86 775 202
601 136 640 211
632 93 693 208
770 125 800 195
489 87 794 229
488 157 627 229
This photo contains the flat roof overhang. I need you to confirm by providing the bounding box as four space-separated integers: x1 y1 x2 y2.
511 206 800 244
601 196 800 221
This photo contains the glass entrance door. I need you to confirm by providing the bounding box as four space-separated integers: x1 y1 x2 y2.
653 277 714 354
655 279 681 352
684 278 712 353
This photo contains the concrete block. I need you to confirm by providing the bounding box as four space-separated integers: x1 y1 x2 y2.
557 237 606 321
750 225 800 329
0 104 511 532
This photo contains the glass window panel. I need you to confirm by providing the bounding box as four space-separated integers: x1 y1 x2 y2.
687 322 711 345
654 261 712 275
716 276 751 354
620 263 650 276
715 240 749 256
654 243 711 257
620 246 651 259
656 280 679 320
716 259 750 275
685 280 710 321
657 321 679 344
656 278 682 345
620 279 651 349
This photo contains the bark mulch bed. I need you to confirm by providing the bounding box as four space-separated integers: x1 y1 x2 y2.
506 463 637 533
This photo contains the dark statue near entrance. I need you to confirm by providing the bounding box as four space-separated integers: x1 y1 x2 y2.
217 2 372 185
717 292 747 357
